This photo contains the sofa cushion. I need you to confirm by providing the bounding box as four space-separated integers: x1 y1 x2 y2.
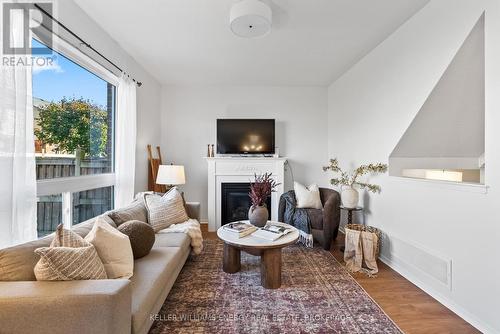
129 247 187 334
108 200 148 226
34 225 107 281
294 182 323 209
0 235 52 281
0 218 100 281
144 188 189 232
72 218 99 237
85 218 134 278
117 220 155 259
153 232 191 250
50 224 88 248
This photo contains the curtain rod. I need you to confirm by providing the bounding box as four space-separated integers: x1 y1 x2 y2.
34 3 143 87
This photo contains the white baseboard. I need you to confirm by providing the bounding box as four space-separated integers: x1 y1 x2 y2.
379 254 498 334
339 225 496 333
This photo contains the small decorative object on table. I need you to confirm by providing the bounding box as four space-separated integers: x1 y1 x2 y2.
248 173 280 227
323 158 388 208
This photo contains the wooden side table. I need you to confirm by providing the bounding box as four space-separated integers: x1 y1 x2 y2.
339 206 363 252
340 206 363 224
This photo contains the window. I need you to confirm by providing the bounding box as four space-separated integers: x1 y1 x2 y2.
73 186 114 225
36 194 62 238
32 37 117 235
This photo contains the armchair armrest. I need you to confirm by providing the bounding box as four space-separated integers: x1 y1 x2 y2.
278 190 294 223
0 279 131 334
185 202 201 221
321 188 341 241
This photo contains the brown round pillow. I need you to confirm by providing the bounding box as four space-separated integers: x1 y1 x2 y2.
117 220 155 259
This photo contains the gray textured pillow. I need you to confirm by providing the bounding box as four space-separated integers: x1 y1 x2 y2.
144 187 189 232
108 199 148 226
117 220 155 259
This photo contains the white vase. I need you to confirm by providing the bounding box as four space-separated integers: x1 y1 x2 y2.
341 186 359 208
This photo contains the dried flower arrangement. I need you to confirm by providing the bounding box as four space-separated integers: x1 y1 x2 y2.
249 172 280 207
322 158 388 193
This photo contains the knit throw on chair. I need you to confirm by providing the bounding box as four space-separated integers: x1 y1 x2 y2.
281 191 313 248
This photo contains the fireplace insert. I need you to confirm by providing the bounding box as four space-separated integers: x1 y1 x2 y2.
221 183 271 225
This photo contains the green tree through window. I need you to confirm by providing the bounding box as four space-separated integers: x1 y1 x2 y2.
35 98 108 176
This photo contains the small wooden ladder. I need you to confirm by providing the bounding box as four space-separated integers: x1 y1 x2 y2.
147 145 167 193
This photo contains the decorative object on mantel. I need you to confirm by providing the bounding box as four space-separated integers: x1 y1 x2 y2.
248 173 280 227
323 158 388 208
147 145 167 193
207 144 215 157
344 224 381 277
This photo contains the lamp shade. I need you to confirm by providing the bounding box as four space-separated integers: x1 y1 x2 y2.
156 165 186 185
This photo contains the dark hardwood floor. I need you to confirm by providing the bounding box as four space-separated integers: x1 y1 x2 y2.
201 224 479 334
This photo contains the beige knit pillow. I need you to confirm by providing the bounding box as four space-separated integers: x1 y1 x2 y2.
34 225 107 281
85 217 134 279
144 187 189 232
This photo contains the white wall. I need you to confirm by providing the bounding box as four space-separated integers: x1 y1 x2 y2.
161 86 329 220
327 0 500 332
57 0 162 193
391 15 484 159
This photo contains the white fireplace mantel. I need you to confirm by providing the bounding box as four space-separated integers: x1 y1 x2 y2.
206 156 287 232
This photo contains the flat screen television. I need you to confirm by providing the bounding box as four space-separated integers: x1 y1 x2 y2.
217 119 275 155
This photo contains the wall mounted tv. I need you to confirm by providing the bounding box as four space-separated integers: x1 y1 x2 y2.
217 119 275 155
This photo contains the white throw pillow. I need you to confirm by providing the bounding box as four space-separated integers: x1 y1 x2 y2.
85 217 134 279
144 187 190 232
294 182 323 209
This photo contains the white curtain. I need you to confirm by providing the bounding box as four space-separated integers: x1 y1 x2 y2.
0 10 37 247
114 74 137 209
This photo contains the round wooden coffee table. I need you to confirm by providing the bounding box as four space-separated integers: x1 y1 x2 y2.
217 221 299 289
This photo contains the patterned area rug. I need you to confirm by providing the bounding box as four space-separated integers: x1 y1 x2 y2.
149 240 402 334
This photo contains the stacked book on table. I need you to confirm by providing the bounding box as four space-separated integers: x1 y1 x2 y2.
223 221 258 237
252 223 294 241
223 221 293 241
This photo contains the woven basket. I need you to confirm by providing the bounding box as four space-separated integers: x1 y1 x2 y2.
345 224 382 258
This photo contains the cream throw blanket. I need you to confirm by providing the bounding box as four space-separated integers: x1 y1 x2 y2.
344 229 378 277
158 219 203 255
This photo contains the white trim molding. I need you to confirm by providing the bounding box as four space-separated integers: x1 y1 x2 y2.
36 173 115 197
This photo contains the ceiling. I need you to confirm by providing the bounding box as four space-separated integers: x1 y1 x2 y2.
74 0 430 86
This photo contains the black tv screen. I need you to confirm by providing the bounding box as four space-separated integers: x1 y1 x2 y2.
217 119 275 154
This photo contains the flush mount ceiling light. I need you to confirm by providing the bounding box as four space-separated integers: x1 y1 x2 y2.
230 0 272 38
